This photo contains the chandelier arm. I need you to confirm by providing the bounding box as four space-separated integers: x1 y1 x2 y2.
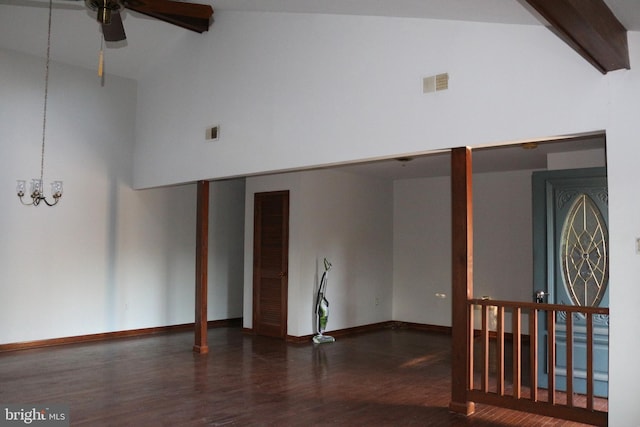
43 196 59 207
17 195 35 206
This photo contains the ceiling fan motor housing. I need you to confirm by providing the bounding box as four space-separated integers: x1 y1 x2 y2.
85 0 123 25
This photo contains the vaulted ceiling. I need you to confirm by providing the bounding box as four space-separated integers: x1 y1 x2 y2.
0 0 636 79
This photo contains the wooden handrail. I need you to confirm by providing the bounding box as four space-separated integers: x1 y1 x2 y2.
468 298 609 315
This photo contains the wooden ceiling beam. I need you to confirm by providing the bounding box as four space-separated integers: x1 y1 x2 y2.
524 0 629 73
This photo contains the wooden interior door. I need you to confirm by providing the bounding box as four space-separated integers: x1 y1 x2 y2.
253 191 289 338
532 167 609 397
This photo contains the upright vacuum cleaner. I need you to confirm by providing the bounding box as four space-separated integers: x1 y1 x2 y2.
313 258 335 344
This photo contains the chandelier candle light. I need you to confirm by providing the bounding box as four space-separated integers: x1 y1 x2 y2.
17 0 63 207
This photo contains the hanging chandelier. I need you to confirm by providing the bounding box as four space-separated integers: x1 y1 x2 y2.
17 0 63 207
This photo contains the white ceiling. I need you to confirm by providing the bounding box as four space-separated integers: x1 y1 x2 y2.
0 0 638 80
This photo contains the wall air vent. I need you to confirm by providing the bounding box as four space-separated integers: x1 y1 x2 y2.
423 73 449 93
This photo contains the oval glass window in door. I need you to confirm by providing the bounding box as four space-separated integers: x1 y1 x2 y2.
560 193 609 307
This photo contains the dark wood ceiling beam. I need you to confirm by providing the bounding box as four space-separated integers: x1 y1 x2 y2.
524 0 629 73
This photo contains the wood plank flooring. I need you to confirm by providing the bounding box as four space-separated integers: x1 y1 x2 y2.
0 328 602 426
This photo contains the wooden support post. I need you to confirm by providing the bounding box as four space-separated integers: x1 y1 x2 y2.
193 180 209 354
449 147 475 416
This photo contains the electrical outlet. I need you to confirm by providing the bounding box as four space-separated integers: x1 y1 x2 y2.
636 237 640 254
375 297 380 306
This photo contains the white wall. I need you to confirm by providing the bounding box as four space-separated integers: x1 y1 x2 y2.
132 13 640 421
393 175 451 324
393 149 607 328
208 179 246 320
133 11 608 189
605 32 640 425
473 170 537 302
0 49 244 344
393 169 535 326
297 170 394 335
244 169 393 337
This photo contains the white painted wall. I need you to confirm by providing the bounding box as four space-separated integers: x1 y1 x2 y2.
296 170 394 335
244 169 393 337
393 175 451 324
393 149 607 326
0 49 244 344
392 169 535 326
605 33 640 425
134 12 640 422
208 179 246 320
133 11 608 189
473 169 537 303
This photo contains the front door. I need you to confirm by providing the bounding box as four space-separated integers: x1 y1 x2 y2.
252 191 289 338
532 167 609 397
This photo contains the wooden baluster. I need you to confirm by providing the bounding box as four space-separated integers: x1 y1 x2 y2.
468 303 475 391
566 311 574 407
482 304 490 392
497 306 505 396
586 312 594 411
529 308 538 402
461 303 608 424
512 307 521 399
547 310 556 404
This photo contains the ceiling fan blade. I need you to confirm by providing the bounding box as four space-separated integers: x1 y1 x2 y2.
102 11 126 42
124 0 213 33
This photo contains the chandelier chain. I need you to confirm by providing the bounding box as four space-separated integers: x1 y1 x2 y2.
15 0 62 207
40 0 53 185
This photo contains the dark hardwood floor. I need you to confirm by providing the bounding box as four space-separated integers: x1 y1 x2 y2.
0 327 601 426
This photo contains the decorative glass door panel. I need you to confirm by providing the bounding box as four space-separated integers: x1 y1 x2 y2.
560 193 608 308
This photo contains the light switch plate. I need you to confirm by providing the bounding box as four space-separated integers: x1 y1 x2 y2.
206 125 220 141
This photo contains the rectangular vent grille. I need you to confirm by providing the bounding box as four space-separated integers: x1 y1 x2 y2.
423 73 449 93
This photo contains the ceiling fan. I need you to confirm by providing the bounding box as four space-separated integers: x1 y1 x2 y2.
82 0 213 42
